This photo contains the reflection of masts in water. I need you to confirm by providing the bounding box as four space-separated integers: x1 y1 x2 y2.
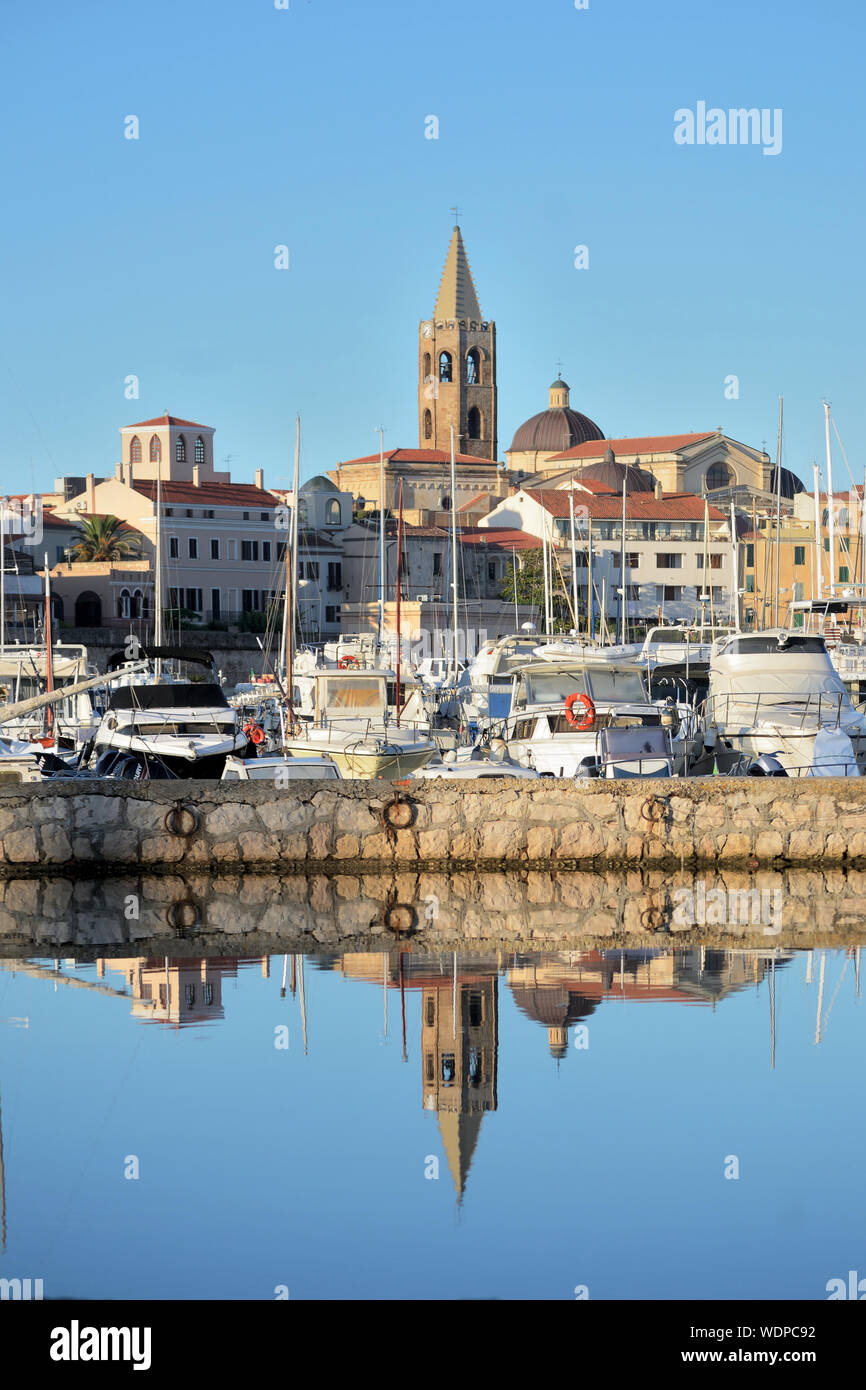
856 948 861 1000
0 1087 6 1252
298 956 308 1055
399 951 407 1063
806 950 814 985
383 952 388 1039
280 954 288 1000
769 956 776 1071
291 955 297 998
815 951 826 1046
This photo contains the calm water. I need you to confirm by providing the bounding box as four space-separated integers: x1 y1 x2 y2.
0 946 863 1300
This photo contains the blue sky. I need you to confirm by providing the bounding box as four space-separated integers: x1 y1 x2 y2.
1 0 864 494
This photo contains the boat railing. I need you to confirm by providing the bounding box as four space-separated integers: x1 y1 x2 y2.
313 717 431 746
702 690 847 730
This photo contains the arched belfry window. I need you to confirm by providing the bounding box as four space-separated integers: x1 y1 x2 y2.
176 434 186 463
466 348 481 385
325 499 341 526
194 436 205 465
149 435 161 464
467 406 482 440
423 409 433 440
129 435 142 463
439 351 453 383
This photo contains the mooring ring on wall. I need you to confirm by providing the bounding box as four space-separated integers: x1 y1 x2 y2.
384 903 416 934
166 899 200 932
381 797 416 831
640 905 666 932
640 797 666 825
164 802 200 837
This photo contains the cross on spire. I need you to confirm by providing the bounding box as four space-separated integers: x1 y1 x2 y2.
450 205 461 224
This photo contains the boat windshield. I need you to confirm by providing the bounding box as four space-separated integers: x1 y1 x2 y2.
585 668 648 702
318 676 386 718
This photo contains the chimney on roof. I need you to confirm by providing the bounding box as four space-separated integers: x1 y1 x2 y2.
192 465 201 487
86 473 95 512
255 468 264 490
114 463 122 481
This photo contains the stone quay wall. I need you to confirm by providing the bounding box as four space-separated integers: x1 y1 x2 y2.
1 778 865 876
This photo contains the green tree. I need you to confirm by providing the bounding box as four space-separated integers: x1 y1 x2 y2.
71 515 142 562
500 548 576 630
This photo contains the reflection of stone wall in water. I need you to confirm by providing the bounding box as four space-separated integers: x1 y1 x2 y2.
0 867 863 953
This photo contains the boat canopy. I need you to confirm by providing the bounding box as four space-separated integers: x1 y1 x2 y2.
107 682 229 711
106 645 215 670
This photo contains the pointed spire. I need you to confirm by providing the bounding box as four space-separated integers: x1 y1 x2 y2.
437 1111 484 1204
434 226 482 321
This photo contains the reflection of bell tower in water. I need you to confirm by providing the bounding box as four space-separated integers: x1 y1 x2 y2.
422 972 498 1203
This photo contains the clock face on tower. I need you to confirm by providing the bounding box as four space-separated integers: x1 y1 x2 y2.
421 322 432 338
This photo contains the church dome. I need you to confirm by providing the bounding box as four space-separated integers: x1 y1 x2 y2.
510 406 604 454
578 456 656 494
768 466 806 500
509 375 604 455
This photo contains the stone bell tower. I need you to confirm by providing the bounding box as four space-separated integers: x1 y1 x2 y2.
418 225 497 461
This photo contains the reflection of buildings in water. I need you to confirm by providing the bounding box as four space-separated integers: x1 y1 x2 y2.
507 949 796 1057
98 957 270 1028
337 953 500 1203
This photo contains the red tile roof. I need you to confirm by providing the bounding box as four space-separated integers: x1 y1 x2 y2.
124 415 210 430
547 432 716 461
336 448 494 467
133 480 276 507
524 489 725 521
459 528 545 550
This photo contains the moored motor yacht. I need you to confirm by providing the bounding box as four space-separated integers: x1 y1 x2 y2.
494 661 699 778
281 668 437 778
699 629 866 776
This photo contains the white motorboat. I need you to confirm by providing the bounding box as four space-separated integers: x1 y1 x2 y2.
281 668 437 778
494 661 700 778
700 629 866 776
92 646 248 778
222 753 341 781
0 643 100 750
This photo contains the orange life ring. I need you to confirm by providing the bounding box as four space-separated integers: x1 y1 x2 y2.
564 692 595 730
250 726 265 745
338 655 360 669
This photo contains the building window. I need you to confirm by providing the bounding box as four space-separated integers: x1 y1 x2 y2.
227 539 238 561
488 560 496 582
262 541 271 561
327 561 342 590
260 512 269 522
326 499 342 526
203 509 214 519
176 435 186 463
696 554 704 569
203 983 214 1006
656 553 683 569
242 589 258 612
185 588 202 612
129 435 141 463
169 537 179 559
745 543 754 566
306 561 319 581
118 588 131 619
839 566 849 582
211 589 221 619
706 462 733 489
439 351 452 383
149 434 161 463
466 348 481 384
662 585 682 601
612 553 639 568
186 508 194 518
242 540 259 561
794 546 805 565
184 984 196 1008
211 539 219 560
164 507 174 517
325 605 340 624
746 574 755 592
276 541 287 562
425 997 435 1027
423 408 432 440
468 993 483 1027
433 552 442 575
195 436 205 464
243 511 250 521
188 538 198 559
709 553 723 569
824 537 831 552
467 406 482 439
441 1053 456 1084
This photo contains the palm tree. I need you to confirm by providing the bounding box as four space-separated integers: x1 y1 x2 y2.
71 515 141 562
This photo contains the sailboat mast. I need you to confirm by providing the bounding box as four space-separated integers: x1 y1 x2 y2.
43 553 54 737
395 479 403 725
730 501 740 631
378 427 385 655
813 463 823 604
569 491 579 637
824 402 835 596
154 452 163 682
0 502 5 655
449 425 459 677
287 415 300 721
619 480 627 645
773 395 783 627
